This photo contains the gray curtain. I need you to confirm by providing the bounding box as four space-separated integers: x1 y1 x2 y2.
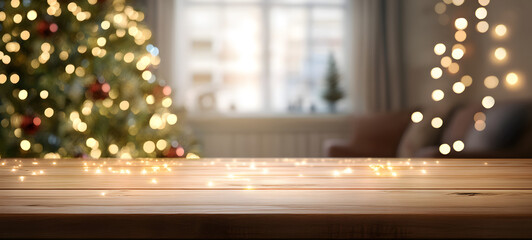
353 0 405 113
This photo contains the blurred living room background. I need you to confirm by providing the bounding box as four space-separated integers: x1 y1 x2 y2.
1 0 531 159
137 0 532 158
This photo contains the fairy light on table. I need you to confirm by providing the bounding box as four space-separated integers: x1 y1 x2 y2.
3 157 495 195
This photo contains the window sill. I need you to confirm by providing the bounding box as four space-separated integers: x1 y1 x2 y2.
187 112 353 121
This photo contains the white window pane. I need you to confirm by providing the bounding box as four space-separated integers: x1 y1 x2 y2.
270 7 308 112
219 7 263 112
179 0 347 114
184 5 263 112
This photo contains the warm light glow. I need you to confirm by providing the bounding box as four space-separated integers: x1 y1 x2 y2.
13 14 22 23
20 140 31 151
461 75 473 87
119 101 129 110
448 62 460 74
162 97 172 108
40 90 49 99
452 82 465 94
505 72 518 85
434 2 446 14
439 144 451 155
142 71 152 81
455 30 467 42
475 7 487 20
20 30 30 40
65 64 75 74
86 138 98 148
143 141 156 153
432 89 445 101
482 96 495 109
10 74 20 84
441 56 452 68
145 95 155 105
431 117 443 129
452 0 465 6
27 10 37 21
494 47 507 61
434 43 446 55
108 144 119 155
101 20 111 30
474 112 486 121
156 140 167 150
452 48 464 60
475 120 486 131
454 18 468 30
167 114 178 125
18 89 28 100
149 114 164 129
97 37 107 47
431 67 443 79
411 111 423 123
453 140 465 152
484 76 499 89
44 108 54 118
123 52 135 63
476 21 489 33
494 24 507 37
78 122 87 132
478 0 490 6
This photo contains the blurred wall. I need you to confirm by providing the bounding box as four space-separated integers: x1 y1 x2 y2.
402 0 532 109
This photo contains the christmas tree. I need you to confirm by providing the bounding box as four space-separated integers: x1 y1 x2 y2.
322 53 343 112
0 0 198 158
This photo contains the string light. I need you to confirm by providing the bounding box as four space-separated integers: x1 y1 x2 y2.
439 144 451 155
453 140 465 152
452 82 465 94
484 76 499 89
494 24 507 37
39 90 49 99
494 47 507 61
482 96 495 109
411 111 423 123
434 43 446 55
431 117 443 128
431 89 445 101
454 18 468 30
476 21 489 33
475 7 487 19
431 67 443 79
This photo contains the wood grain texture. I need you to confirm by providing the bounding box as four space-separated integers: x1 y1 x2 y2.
0 158 531 238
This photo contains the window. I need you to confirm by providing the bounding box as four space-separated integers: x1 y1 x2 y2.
176 0 348 114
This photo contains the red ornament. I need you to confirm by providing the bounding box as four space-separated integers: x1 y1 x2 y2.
152 85 172 100
163 146 185 158
88 77 110 100
36 21 58 37
21 115 41 135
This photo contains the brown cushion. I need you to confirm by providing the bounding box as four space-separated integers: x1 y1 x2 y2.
440 104 481 144
349 111 411 157
464 101 529 151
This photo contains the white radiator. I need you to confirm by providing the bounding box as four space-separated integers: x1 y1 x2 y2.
187 115 352 158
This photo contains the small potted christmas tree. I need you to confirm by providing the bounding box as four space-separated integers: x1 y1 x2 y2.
322 53 344 113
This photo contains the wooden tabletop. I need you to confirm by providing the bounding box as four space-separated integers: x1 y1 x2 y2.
1 158 531 238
